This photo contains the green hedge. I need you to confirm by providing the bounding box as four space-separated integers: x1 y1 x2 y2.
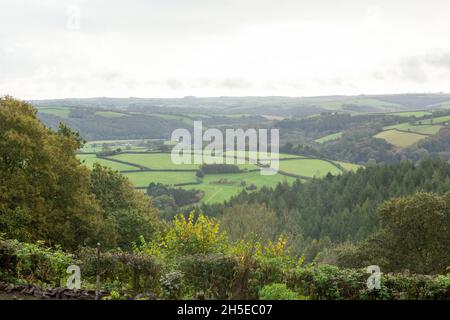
78 247 161 292
0 237 75 286
287 264 450 300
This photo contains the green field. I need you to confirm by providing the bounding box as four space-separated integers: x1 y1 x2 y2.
315 132 343 144
77 147 360 204
77 154 138 171
279 159 342 178
37 107 71 118
183 172 296 204
153 113 195 125
419 115 450 125
224 150 303 160
383 123 443 135
374 130 427 148
318 98 400 112
124 171 198 187
95 111 127 118
333 161 362 172
389 111 432 118
110 153 201 170
79 140 156 153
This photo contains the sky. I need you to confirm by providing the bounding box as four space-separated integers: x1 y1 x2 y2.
1 0 450 99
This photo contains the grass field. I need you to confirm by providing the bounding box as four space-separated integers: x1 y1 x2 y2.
333 161 362 172
389 111 432 118
37 107 71 118
153 113 195 125
374 130 427 148
383 123 443 135
419 115 450 125
77 146 359 204
79 139 159 153
77 154 138 171
224 150 303 160
183 172 296 204
318 98 400 111
315 132 343 144
95 111 127 118
123 171 197 187
110 153 202 170
279 159 342 177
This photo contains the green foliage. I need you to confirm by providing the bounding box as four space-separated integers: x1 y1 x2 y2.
78 247 161 292
337 192 450 274
90 164 160 249
200 159 450 260
0 97 111 249
0 236 75 286
291 264 450 300
160 270 184 299
259 283 306 300
179 254 237 299
219 203 278 242
164 213 228 256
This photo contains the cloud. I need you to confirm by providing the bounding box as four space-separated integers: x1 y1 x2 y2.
425 52 450 69
396 52 450 83
2 1 450 98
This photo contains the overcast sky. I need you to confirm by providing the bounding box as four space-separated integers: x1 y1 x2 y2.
1 0 450 99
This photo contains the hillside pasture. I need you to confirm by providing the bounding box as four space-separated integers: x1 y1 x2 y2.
383 123 443 135
123 171 198 187
315 132 343 144
419 115 450 125
77 154 138 171
279 158 342 178
76 148 360 204
95 111 128 118
183 171 296 204
37 107 71 118
389 111 432 118
374 130 427 148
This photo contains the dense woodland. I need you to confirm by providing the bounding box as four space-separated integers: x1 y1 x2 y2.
1 97 449 300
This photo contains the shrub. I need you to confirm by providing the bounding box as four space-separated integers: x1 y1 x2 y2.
160 271 185 299
0 236 75 286
259 283 305 300
179 253 237 299
78 247 161 293
290 264 450 300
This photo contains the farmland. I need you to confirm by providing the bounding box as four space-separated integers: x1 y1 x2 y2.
77 149 359 204
419 115 450 125
315 132 343 144
374 130 427 148
37 107 71 118
383 123 443 135
389 111 432 118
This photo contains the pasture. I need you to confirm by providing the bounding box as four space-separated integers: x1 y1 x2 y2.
374 130 427 148
315 132 343 144
383 123 443 135
77 149 360 204
95 111 128 118
37 107 71 118
279 159 342 178
419 115 450 125
389 111 432 118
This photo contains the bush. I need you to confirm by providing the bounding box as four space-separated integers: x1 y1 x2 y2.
160 271 185 299
0 236 75 286
259 283 305 300
289 264 450 300
78 247 161 293
179 253 237 299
